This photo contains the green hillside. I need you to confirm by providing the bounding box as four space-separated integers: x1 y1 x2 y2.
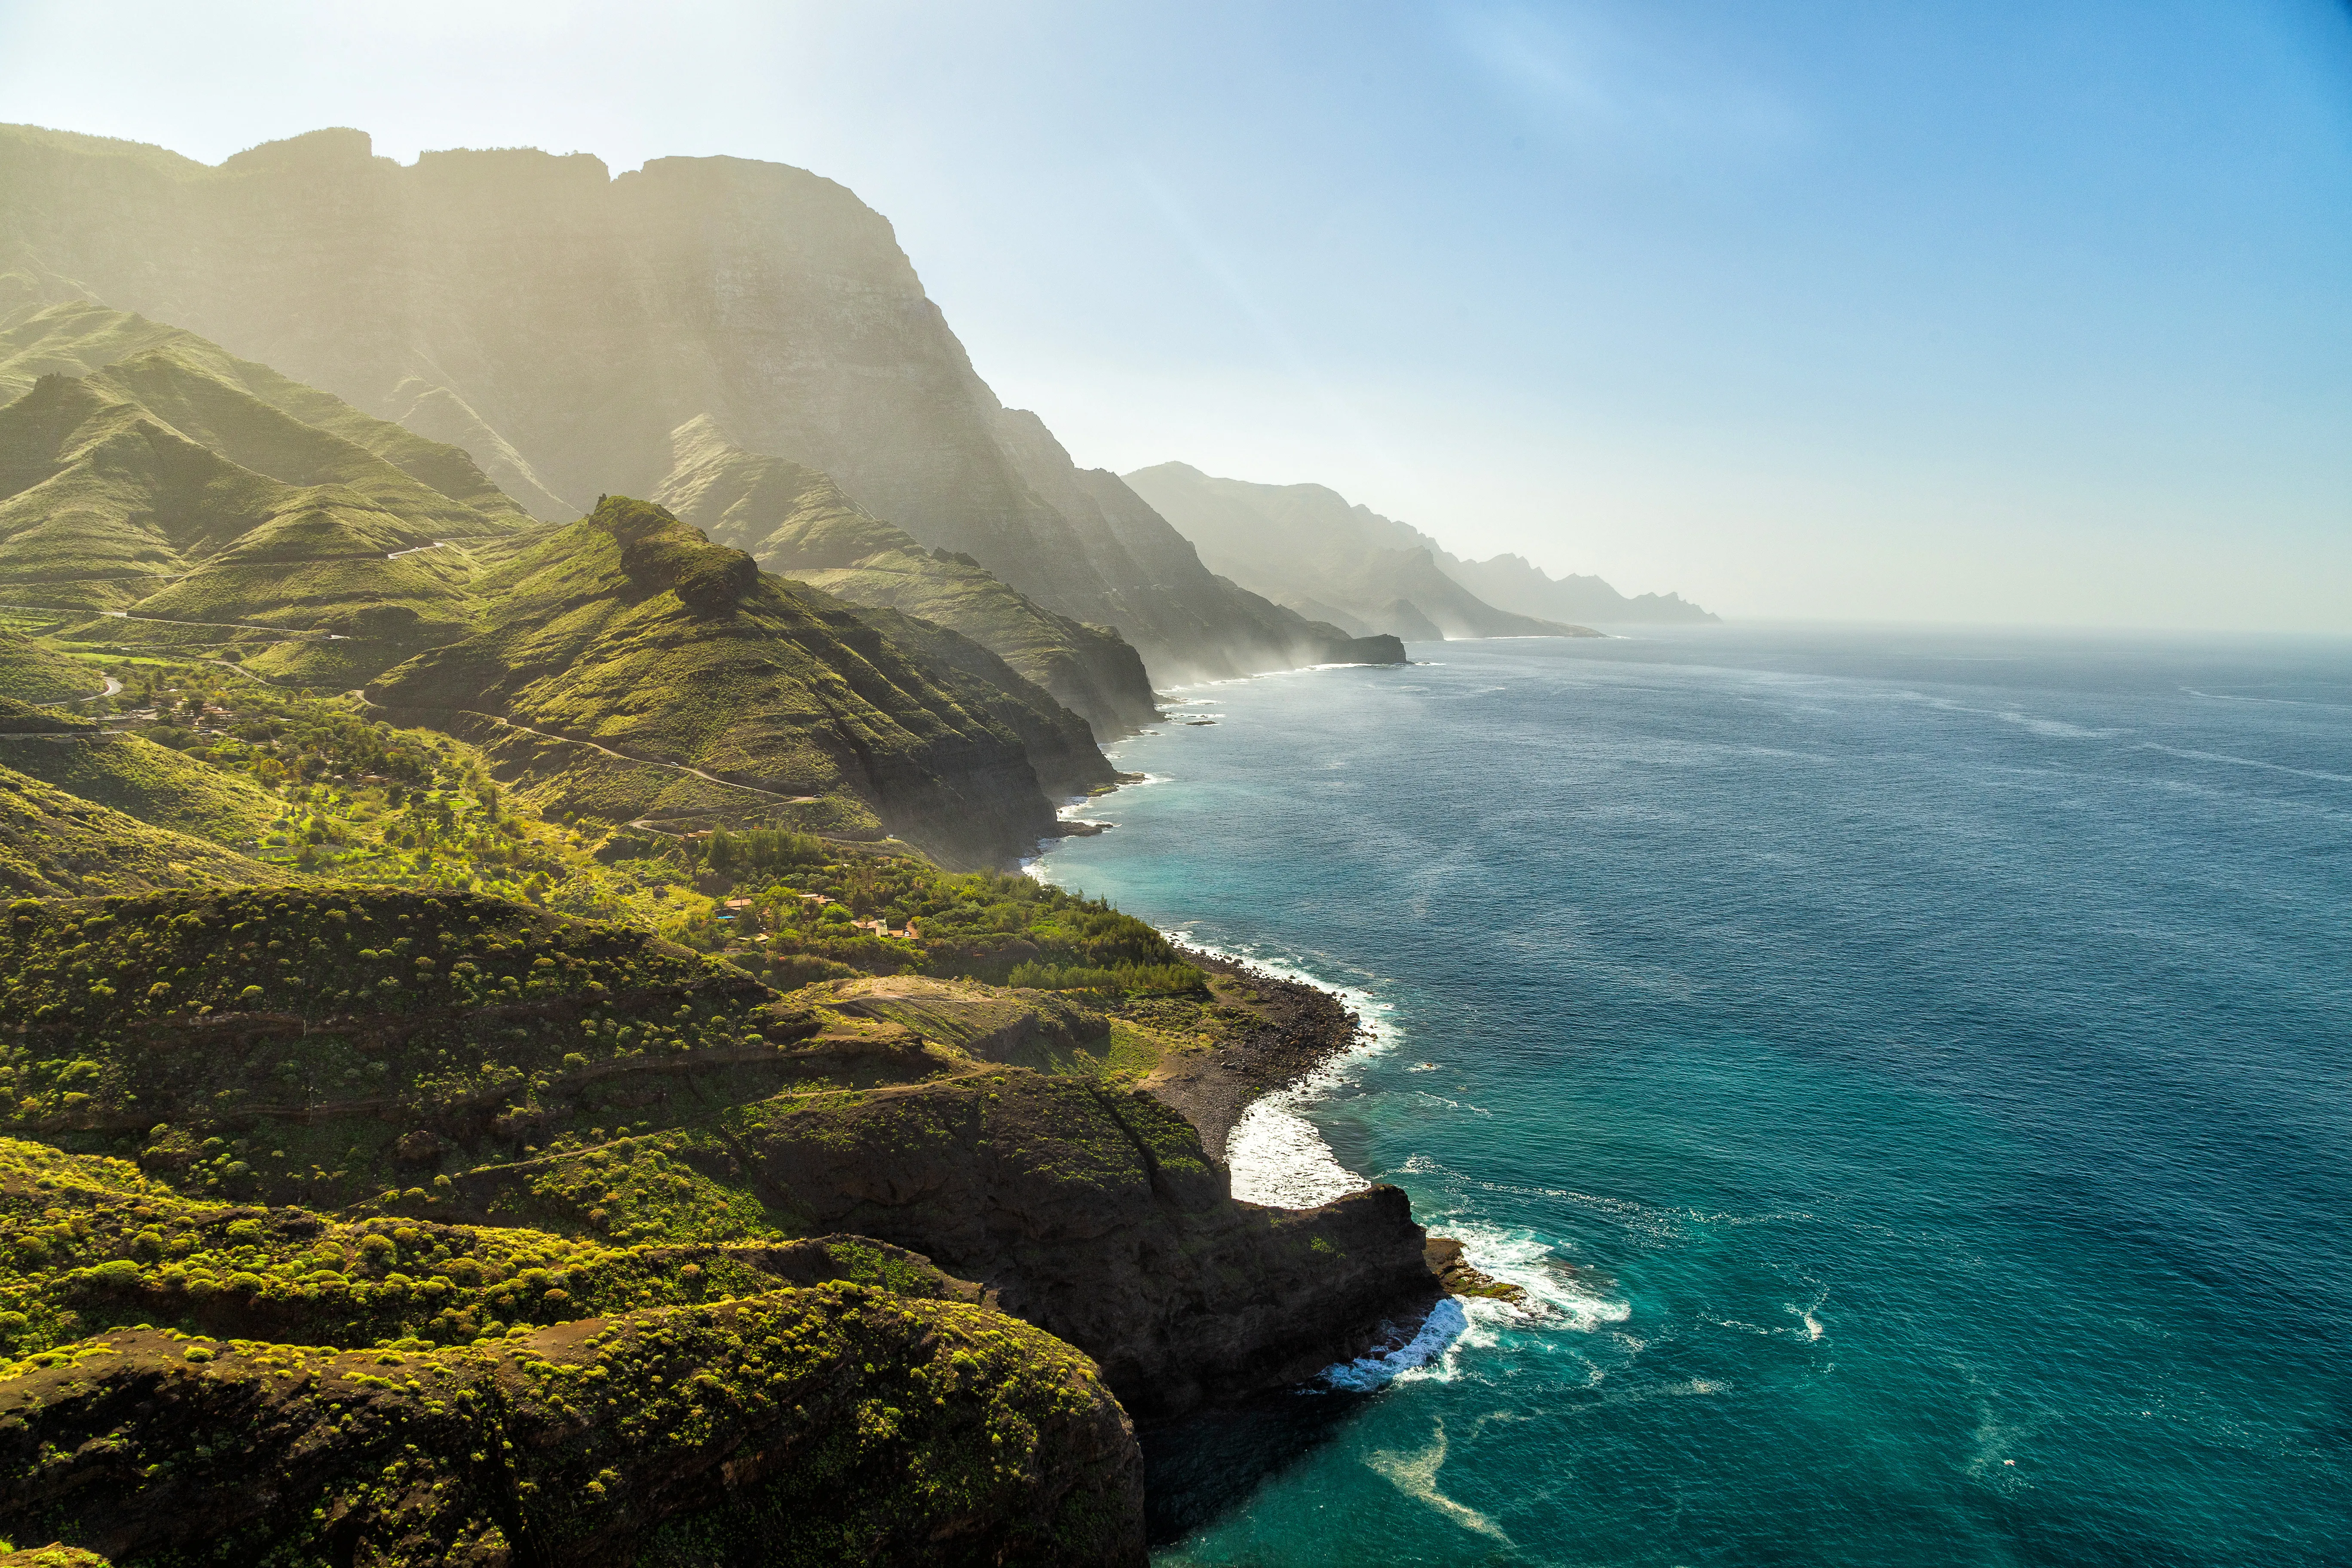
370 496 1071 863
0 300 535 526
0 882 1427 1425
0 729 279 845
0 364 496 645
0 312 541 686
657 416 1160 734
0 629 104 702
0 758 285 896
0 694 92 733
0 315 1126 862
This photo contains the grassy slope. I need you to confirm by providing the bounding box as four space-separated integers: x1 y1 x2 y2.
0 695 92 734
0 313 534 684
0 731 279 845
0 377 284 598
0 373 479 650
657 416 1158 734
369 496 1062 863
0 760 286 896
0 631 104 701
0 300 534 527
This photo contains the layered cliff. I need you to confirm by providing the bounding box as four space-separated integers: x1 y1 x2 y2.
0 125 1403 682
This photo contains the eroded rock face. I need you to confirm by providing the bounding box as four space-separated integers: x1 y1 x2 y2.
0 1288 1145 1568
366 496 1071 864
0 126 1402 683
728 1074 1439 1417
655 416 1162 737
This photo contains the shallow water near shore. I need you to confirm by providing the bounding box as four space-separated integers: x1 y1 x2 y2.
1034 625 2352 1567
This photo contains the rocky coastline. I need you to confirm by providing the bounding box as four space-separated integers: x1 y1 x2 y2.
1143 946 1371 1165
1142 945 1524 1308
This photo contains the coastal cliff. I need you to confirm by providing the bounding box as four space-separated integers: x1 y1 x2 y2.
0 883 1446 1559
0 124 1406 683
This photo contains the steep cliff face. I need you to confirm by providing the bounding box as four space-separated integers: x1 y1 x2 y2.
655 416 1161 735
0 125 1402 682
368 497 1076 864
724 1072 1440 1418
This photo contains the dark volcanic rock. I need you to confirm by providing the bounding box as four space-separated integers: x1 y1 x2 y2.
727 1072 1439 1418
1146 949 1370 1164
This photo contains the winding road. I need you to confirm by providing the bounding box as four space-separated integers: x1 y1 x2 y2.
476 713 819 808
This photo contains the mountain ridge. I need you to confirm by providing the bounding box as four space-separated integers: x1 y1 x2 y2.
654 415 1161 735
0 124 1403 684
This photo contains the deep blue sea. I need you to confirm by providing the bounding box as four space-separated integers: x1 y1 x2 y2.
1032 626 2352 1568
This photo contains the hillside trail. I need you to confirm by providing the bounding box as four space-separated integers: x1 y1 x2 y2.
477 713 820 807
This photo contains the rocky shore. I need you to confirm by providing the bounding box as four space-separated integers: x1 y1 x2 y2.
1143 947 1370 1164
1142 947 1524 1306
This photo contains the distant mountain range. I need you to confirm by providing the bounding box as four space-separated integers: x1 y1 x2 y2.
1124 462 1716 638
0 123 1398 684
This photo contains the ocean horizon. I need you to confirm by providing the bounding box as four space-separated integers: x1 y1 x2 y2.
1036 624 2352 1567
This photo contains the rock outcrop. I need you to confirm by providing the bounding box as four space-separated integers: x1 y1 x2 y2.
723 1071 1439 1418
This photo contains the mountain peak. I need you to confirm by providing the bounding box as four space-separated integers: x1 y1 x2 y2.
585 495 762 610
218 127 376 172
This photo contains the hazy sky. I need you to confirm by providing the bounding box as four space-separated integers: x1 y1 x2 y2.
2 1 2348 628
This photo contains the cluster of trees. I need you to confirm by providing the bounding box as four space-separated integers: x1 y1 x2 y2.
1003 960 1204 995
701 827 824 878
694 851 1204 996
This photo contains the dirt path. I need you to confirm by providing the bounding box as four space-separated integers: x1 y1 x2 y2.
98 609 343 639
445 710 820 809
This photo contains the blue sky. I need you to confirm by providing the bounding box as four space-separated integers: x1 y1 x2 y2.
2 0 2347 627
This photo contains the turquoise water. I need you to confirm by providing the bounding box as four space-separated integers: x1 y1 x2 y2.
1033 627 2352 1568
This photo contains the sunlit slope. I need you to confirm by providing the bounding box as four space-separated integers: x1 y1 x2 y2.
0 629 104 702
658 416 1159 734
0 729 280 846
0 300 536 527
0 347 518 664
0 758 286 895
369 496 1069 861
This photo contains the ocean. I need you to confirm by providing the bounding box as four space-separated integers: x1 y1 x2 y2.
1031 625 2352 1568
